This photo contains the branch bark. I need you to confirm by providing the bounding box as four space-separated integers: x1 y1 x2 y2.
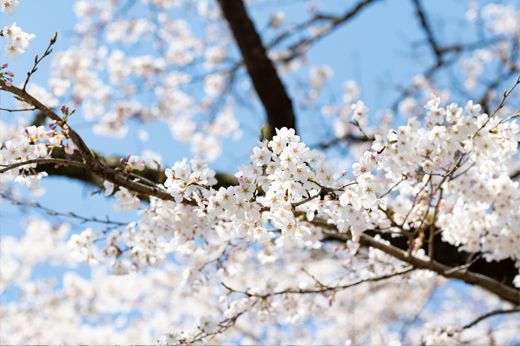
321 228 520 304
216 0 296 138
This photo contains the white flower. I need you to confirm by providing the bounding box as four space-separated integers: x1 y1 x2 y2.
12 31 36 50
113 187 141 213
424 93 441 110
340 189 359 207
111 261 129 276
0 0 20 16
128 155 145 171
465 100 482 117
104 180 115 196
351 100 369 122
199 315 218 333
2 23 21 42
5 43 24 60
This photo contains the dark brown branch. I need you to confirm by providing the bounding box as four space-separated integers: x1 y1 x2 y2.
322 229 520 304
0 80 212 202
216 0 296 138
318 134 373 149
32 150 238 192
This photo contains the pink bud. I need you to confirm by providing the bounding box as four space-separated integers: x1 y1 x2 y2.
5 78 12 86
341 170 347 177
5 71 14 77
61 105 66 112
2 63 8 69
120 158 125 164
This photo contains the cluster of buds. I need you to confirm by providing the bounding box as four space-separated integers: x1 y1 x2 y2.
0 63 14 86
48 104 75 135
60 104 75 120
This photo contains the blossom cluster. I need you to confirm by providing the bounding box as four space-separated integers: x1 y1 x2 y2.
2 22 35 61
0 122 76 190
377 95 520 262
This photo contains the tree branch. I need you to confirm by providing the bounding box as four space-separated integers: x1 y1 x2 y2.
274 0 381 64
216 0 296 138
222 266 415 298
0 158 88 174
322 229 520 304
449 307 520 336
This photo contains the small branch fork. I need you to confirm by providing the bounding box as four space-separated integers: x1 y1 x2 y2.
273 0 381 63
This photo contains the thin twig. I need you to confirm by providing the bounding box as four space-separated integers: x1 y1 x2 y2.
0 158 88 174
0 107 36 112
1 193 128 226
448 308 520 336
222 266 414 298
23 33 58 91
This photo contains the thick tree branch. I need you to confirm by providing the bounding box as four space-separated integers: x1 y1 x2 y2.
321 229 520 304
30 150 238 193
0 81 183 202
216 0 296 138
